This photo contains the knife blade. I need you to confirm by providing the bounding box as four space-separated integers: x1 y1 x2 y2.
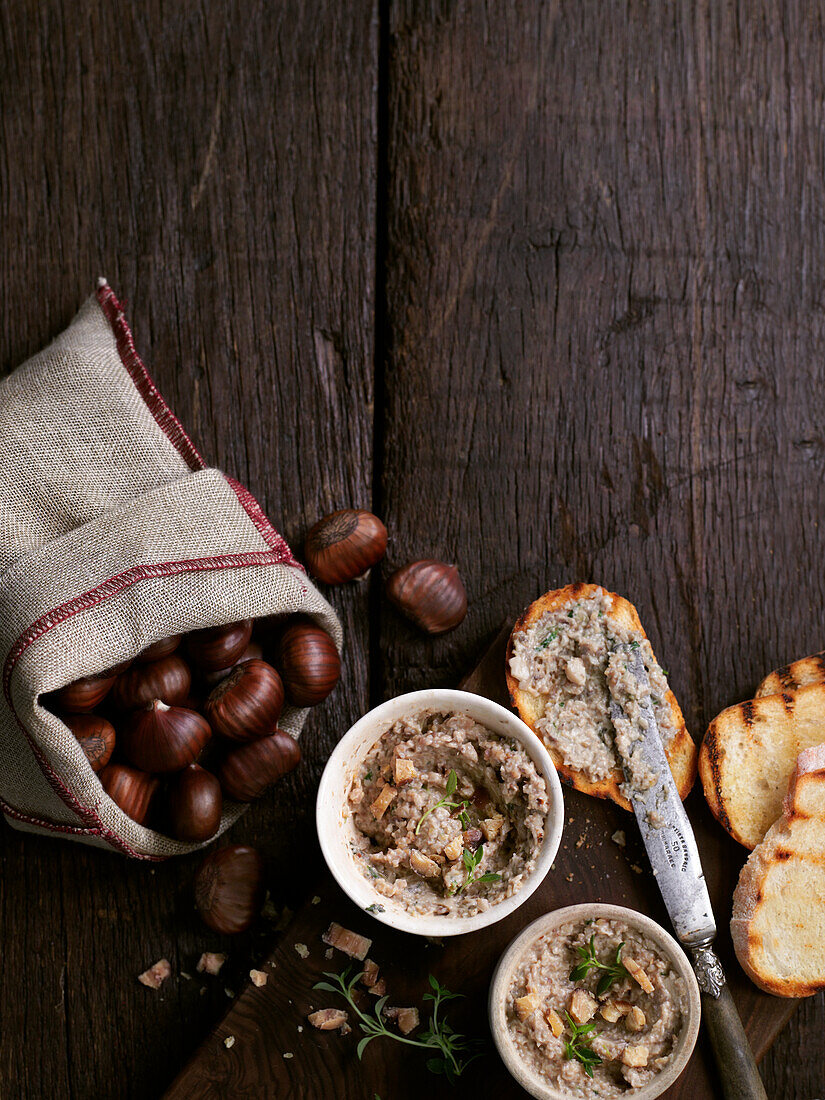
607 642 714 946
608 642 768 1100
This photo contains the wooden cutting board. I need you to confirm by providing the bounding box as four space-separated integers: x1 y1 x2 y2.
165 628 797 1099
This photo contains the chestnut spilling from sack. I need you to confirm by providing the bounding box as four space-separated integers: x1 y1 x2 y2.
44 616 340 843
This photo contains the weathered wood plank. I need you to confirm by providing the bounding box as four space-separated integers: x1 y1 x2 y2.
0 2 377 1097
381 2 825 1097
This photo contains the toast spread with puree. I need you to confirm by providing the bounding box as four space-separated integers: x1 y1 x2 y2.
731 743 825 997
699 682 825 849
506 583 696 812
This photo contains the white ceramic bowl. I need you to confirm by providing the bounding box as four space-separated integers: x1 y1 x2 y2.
489 903 701 1100
316 688 564 938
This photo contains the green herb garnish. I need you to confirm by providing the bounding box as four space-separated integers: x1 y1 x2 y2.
364 770 373 781
313 967 484 1083
365 902 385 914
629 640 640 651
569 935 628 995
562 1012 603 1078
535 629 559 650
415 770 470 836
455 843 501 894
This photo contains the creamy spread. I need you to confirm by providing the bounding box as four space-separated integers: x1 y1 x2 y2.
509 590 675 792
506 917 688 1097
347 711 549 917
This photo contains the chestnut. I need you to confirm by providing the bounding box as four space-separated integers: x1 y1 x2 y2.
100 762 159 825
50 669 117 714
277 618 340 706
110 654 192 711
203 659 284 742
167 764 223 842
136 634 182 664
187 620 253 672
217 730 301 801
120 700 211 773
386 559 467 634
194 844 264 934
304 508 387 584
63 713 116 773
200 641 264 689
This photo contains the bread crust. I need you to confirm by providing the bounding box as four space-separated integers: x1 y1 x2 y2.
731 749 825 997
755 651 825 698
505 583 696 813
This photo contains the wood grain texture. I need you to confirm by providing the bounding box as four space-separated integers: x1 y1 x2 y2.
0 0 823 1097
381 2 825 1097
0 2 377 1098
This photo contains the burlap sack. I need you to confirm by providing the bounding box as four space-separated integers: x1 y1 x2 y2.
0 280 340 859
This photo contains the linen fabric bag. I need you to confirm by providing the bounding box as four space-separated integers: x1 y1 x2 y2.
0 280 340 858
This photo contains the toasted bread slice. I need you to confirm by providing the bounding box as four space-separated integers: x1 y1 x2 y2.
755 651 825 698
505 583 696 812
699 683 825 849
731 744 825 997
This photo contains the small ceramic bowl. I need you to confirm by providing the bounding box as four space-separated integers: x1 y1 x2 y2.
316 688 564 938
489 903 701 1100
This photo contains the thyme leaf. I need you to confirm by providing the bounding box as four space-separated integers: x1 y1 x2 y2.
454 843 502 894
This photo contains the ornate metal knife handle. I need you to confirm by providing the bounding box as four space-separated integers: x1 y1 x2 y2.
691 941 726 998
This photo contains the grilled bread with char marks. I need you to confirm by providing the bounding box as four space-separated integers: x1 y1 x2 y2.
731 743 825 997
699 683 825 849
756 651 825 698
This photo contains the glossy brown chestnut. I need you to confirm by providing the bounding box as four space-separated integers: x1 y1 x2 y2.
200 641 264 689
187 620 253 672
167 764 223 842
120 700 211 773
217 730 301 801
277 618 340 706
100 763 159 825
110 654 192 711
304 508 387 584
136 634 182 664
203 658 284 742
50 670 117 714
194 844 264 934
63 713 116 773
386 559 467 634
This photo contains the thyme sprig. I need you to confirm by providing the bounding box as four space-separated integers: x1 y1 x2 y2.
415 770 470 835
313 967 484 1083
562 1012 603 1078
455 843 501 894
569 935 628 996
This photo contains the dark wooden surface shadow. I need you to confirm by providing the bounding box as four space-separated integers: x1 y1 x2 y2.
166 627 795 1099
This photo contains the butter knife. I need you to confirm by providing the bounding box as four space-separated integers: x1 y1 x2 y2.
608 643 767 1100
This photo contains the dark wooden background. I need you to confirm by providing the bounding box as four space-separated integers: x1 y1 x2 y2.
0 2 822 1097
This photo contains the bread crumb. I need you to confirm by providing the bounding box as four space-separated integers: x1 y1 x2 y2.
224 988 235 998
283 1052 293 1059
250 969 268 987
196 952 226 976
311 895 321 905
325 948 334 960
611 830 626 847
223 1036 235 1049
294 943 310 959
630 864 643 875
138 959 172 989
